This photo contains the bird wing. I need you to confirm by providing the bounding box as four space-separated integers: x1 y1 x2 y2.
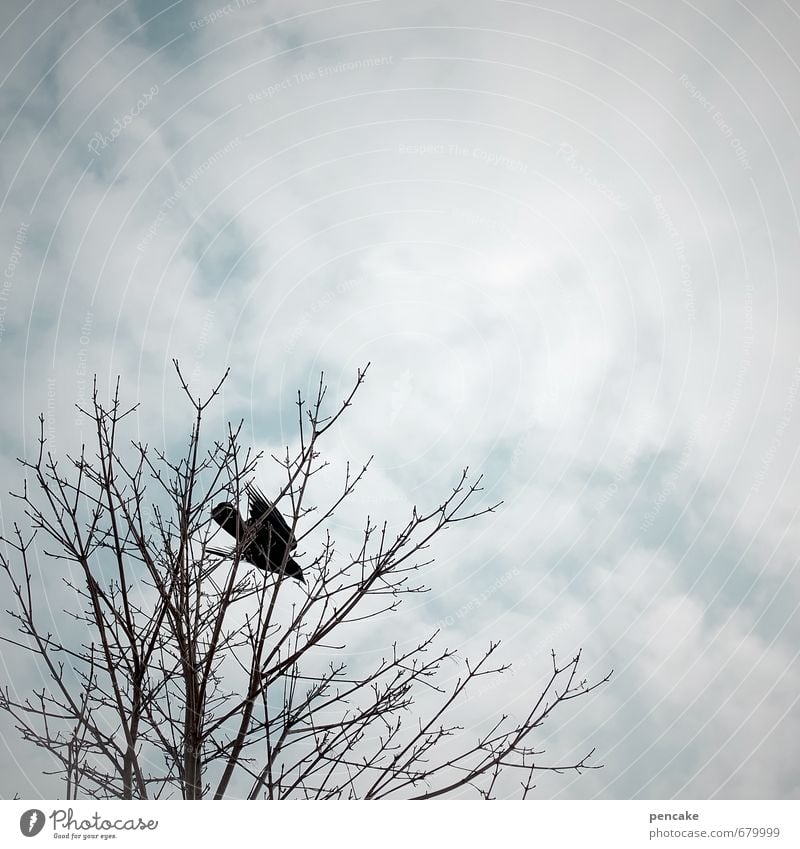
246 483 297 550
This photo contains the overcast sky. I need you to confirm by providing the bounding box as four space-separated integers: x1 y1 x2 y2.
1 0 799 799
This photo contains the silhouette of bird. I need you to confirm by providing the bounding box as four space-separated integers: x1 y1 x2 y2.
209 484 304 583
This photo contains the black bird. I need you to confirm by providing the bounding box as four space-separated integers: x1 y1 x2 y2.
209 484 305 583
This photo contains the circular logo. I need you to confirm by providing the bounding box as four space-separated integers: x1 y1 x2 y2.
20 809 45 837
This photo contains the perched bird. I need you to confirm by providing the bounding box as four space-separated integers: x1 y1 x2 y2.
209 484 304 583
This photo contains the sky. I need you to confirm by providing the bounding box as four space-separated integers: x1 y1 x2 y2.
0 0 799 800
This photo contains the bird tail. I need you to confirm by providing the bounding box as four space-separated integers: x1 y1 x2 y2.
283 555 305 584
209 546 305 584
206 545 237 559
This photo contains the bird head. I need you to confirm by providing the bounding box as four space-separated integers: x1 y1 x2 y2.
211 502 244 538
211 502 237 523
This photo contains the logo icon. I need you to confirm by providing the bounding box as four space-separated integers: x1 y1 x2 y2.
20 809 45 837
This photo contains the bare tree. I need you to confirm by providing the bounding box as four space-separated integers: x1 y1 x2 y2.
0 364 610 799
